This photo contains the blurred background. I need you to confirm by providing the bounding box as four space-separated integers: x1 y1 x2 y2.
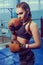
0 0 43 65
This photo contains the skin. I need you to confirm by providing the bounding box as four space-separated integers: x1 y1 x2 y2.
13 7 41 49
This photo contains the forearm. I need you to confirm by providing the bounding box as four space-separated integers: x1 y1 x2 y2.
28 42 41 49
20 42 41 49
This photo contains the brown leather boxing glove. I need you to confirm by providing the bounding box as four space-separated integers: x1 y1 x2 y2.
8 18 22 31
9 40 21 52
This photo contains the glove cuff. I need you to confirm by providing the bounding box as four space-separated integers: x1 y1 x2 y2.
26 44 29 48
20 43 29 49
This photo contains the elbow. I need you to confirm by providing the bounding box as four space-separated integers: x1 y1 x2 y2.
38 44 41 48
37 42 41 48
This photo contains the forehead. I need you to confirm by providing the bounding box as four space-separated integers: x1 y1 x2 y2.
16 7 25 13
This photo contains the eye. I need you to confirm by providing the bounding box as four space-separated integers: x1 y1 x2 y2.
16 12 23 16
19 12 23 15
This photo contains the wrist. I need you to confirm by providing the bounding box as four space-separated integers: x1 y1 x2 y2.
20 44 29 49
26 44 29 48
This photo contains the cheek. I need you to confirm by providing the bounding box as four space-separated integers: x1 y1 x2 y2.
21 14 25 19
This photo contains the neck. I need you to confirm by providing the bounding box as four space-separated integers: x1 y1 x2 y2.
21 17 32 24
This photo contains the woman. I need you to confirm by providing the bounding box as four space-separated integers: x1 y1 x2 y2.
9 2 41 65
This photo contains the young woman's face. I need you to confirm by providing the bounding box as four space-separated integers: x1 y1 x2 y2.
16 7 26 21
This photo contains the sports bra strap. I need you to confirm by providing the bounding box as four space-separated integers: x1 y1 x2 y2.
26 19 32 35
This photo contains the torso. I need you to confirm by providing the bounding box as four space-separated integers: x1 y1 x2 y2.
17 21 32 44
16 21 34 63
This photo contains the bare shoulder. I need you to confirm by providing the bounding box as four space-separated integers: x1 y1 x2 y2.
30 21 37 27
30 21 38 31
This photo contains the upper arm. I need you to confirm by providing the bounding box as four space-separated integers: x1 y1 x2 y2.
30 22 40 45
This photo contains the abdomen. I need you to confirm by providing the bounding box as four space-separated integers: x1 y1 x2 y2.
17 36 28 44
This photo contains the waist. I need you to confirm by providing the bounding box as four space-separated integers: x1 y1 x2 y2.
17 36 29 44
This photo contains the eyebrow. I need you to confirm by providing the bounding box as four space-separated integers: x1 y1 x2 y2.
16 12 23 15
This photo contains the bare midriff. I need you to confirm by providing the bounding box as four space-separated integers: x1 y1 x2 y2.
17 36 28 44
